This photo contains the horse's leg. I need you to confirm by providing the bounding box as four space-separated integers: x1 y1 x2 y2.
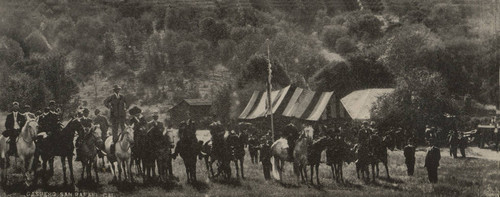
384 160 390 178
81 161 85 181
184 161 190 183
371 164 375 182
49 157 54 175
204 157 211 178
316 164 320 185
302 166 308 183
94 158 99 183
27 155 35 184
102 157 106 172
340 164 344 183
123 161 128 182
330 164 335 181
309 165 314 184
376 162 380 177
234 160 239 179
42 158 48 184
109 160 116 181
68 156 75 184
240 159 245 179
117 160 122 181
128 158 134 183
193 158 197 182
61 156 67 184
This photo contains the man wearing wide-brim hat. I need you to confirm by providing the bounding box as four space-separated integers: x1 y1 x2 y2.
104 84 127 153
129 106 147 167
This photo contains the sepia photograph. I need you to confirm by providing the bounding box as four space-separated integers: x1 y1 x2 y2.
0 0 499 196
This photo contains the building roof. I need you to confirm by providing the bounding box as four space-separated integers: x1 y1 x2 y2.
340 88 395 120
183 99 212 106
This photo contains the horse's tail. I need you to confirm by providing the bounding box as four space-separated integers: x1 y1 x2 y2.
271 157 280 180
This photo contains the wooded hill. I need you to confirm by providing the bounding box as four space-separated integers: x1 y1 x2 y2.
0 0 498 129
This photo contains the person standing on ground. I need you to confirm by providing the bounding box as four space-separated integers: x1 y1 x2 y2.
424 141 441 183
448 130 459 158
403 140 416 176
458 132 467 158
260 139 272 180
104 85 127 154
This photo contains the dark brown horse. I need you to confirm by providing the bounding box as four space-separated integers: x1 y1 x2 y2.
354 143 370 181
34 118 77 185
79 125 101 183
200 121 231 180
173 121 200 183
326 137 353 183
307 136 330 185
369 133 394 180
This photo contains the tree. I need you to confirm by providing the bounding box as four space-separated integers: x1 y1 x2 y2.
321 25 348 51
200 17 229 46
335 36 357 54
238 55 290 89
0 72 52 111
310 61 355 97
0 36 24 65
212 85 232 123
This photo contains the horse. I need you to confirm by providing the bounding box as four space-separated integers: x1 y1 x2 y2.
326 136 353 183
16 118 38 186
173 121 200 183
292 134 311 185
105 124 134 182
157 130 172 182
201 122 231 180
78 124 101 183
271 137 292 182
0 134 10 184
143 123 165 183
354 143 371 181
369 133 394 180
35 118 80 185
307 136 330 185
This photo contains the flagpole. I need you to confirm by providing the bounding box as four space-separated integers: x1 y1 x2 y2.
266 39 275 142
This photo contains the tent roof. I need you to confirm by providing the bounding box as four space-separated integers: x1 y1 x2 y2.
238 86 344 121
340 88 394 120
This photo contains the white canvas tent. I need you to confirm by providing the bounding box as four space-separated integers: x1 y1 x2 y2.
340 88 395 120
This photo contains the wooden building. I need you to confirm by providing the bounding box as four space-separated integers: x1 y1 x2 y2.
168 99 212 128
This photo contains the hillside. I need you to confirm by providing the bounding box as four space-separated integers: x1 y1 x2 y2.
0 0 498 128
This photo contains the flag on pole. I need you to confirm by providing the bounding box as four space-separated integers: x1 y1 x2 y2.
265 40 273 117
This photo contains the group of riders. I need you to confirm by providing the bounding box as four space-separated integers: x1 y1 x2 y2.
1 84 448 186
1 85 177 185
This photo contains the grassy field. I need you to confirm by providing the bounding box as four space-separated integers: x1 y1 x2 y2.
0 129 499 196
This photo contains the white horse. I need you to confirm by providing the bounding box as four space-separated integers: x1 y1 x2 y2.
0 134 9 185
105 124 134 182
16 118 38 186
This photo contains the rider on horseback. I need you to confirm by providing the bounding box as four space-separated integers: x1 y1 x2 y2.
75 109 89 161
3 102 27 157
283 122 300 160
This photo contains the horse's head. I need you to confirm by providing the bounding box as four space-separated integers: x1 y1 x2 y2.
383 134 395 151
122 123 134 143
313 136 330 149
22 118 38 140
